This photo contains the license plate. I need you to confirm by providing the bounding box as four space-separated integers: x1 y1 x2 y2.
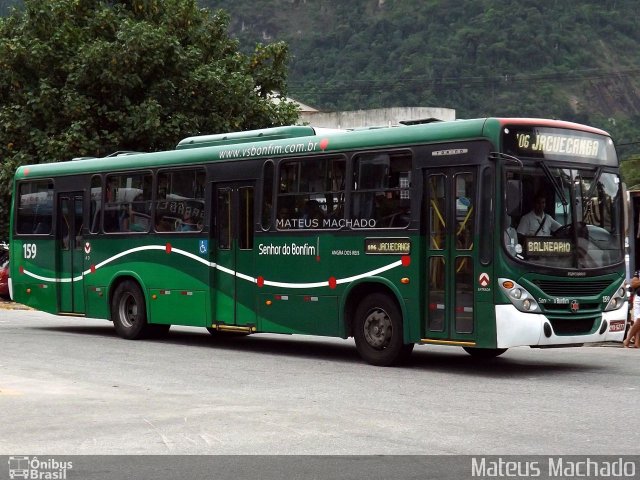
609 320 625 332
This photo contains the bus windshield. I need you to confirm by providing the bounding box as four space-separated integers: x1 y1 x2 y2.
504 165 624 270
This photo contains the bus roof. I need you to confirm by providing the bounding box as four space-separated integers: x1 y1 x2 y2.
14 118 612 180
176 125 318 150
495 117 610 137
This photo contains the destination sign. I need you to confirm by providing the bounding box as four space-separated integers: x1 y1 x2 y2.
525 238 572 256
365 238 411 255
502 126 614 163
515 132 601 158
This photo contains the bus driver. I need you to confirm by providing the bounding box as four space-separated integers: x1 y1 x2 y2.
517 193 561 237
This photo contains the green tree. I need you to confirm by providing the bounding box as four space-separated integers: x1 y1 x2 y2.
621 155 640 189
0 0 299 239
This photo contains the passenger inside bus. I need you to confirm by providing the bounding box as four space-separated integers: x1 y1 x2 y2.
504 215 520 257
302 199 325 223
179 210 197 232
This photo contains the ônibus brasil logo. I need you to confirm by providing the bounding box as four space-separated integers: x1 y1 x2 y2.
8 456 73 479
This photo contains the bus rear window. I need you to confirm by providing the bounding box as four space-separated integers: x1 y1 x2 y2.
16 180 54 235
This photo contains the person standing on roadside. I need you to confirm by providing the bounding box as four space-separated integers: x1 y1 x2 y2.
625 273 640 348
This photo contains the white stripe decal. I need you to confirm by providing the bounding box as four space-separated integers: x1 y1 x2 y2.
216 265 237 276
21 244 406 289
263 279 328 289
23 270 78 283
336 260 403 284
236 272 255 282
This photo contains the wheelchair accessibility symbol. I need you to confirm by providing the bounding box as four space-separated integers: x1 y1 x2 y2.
199 240 208 255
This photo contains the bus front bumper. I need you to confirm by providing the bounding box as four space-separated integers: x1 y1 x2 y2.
495 303 627 348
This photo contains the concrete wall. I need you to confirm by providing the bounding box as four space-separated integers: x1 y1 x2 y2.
298 107 456 129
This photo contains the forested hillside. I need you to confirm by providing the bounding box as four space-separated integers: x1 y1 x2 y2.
3 0 640 162
206 0 640 161
0 0 14 15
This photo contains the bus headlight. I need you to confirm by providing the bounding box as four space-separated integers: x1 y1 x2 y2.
499 278 539 313
604 282 627 311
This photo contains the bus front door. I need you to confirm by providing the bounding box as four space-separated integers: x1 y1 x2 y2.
56 191 86 314
212 183 256 329
424 169 477 346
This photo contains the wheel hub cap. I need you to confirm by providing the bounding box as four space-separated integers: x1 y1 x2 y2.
363 308 392 349
118 293 138 328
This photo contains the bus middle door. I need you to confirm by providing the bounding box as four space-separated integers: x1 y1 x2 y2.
56 191 86 314
424 168 477 346
211 182 256 330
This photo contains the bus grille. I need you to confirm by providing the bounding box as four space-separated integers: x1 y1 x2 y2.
542 303 600 312
549 317 597 335
532 280 612 297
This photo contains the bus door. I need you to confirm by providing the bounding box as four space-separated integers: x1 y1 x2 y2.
424 169 477 345
211 182 256 328
56 191 86 314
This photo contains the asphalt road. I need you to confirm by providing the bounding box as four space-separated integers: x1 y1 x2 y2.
1 307 639 456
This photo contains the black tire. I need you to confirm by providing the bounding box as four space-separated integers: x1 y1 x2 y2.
111 280 153 339
463 347 508 359
353 293 413 366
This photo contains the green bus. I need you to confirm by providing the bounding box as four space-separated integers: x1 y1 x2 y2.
9 117 628 365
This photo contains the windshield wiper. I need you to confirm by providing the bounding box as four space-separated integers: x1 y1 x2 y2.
537 160 568 206
583 166 603 200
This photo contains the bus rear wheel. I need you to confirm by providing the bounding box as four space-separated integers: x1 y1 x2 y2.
111 280 153 340
353 293 413 366
463 347 507 359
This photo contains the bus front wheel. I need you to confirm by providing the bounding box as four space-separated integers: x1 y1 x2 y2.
353 293 413 366
463 347 507 359
111 280 153 340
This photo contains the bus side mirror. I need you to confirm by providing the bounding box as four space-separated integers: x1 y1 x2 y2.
506 179 522 217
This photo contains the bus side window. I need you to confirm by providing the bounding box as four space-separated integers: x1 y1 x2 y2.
104 173 152 233
16 180 54 235
351 151 412 228
276 156 345 229
155 169 206 233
